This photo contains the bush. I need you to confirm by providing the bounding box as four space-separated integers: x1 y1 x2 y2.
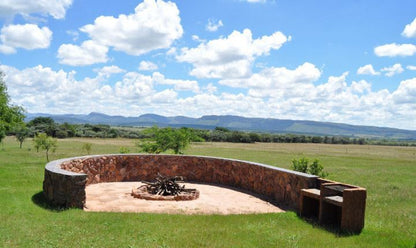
82 143 92 155
309 159 328 178
291 157 328 178
119 146 130 154
291 157 309 173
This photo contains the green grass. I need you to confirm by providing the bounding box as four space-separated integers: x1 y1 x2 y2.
1 137 415 247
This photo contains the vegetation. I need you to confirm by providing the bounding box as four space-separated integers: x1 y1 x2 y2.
33 133 57 161
20 117 416 146
138 127 195 154
119 146 130 154
291 157 328 178
0 137 414 247
0 71 25 144
14 124 29 148
81 143 92 155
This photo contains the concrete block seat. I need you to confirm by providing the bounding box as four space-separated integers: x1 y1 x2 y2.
300 179 367 233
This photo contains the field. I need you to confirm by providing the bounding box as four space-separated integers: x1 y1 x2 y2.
1 136 415 247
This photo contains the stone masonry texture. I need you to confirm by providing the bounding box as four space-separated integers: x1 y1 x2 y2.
44 154 318 210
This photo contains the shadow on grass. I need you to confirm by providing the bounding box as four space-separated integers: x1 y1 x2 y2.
31 191 69 212
297 215 362 237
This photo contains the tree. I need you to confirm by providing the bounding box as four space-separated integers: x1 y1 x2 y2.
0 71 25 144
27 117 57 137
33 133 57 161
14 124 29 148
138 127 193 154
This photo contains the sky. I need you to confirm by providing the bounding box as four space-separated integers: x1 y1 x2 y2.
0 0 415 130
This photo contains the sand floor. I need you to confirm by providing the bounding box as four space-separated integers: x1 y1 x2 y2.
85 182 284 215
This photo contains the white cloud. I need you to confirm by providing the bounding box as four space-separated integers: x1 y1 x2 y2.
0 44 14 54
57 40 109 66
381 64 404 77
407 65 416 71
80 0 183 56
219 62 321 98
1 63 415 130
391 77 416 104
177 29 289 79
152 89 178 103
66 30 79 41
374 43 416 57
94 65 125 78
0 24 52 53
0 0 73 19
206 19 223 32
203 83 217 94
350 80 371 94
153 72 200 92
402 18 416 38
114 72 155 100
357 64 380 75
139 61 158 71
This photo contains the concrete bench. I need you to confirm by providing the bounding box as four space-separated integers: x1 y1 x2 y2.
300 181 366 233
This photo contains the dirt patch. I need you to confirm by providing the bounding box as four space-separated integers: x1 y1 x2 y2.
85 182 284 215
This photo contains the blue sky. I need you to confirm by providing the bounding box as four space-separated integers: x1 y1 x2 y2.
0 0 415 130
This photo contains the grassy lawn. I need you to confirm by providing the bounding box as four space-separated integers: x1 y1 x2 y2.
1 136 415 247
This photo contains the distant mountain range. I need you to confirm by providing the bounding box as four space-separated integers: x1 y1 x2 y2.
25 112 416 140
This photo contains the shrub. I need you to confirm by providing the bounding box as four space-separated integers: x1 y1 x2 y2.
308 159 328 178
119 146 130 154
82 143 92 155
291 157 328 178
291 157 309 173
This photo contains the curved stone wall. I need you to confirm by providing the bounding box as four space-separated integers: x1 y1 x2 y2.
43 154 319 210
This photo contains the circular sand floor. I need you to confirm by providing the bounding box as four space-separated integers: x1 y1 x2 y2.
85 182 284 215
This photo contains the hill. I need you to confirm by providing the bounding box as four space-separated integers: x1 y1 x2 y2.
25 112 416 140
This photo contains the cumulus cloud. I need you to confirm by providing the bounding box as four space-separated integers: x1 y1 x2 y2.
381 64 404 77
153 72 200 92
407 65 416 71
357 64 380 75
1 63 415 130
152 89 178 103
350 80 371 94
94 65 125 78
0 24 52 53
219 62 321 97
391 77 416 104
79 0 183 56
177 29 289 79
206 19 223 32
402 18 416 38
57 40 109 66
374 43 416 57
139 61 158 71
0 44 15 54
0 0 73 19
113 72 155 100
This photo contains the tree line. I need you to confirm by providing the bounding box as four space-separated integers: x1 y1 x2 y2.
12 117 414 147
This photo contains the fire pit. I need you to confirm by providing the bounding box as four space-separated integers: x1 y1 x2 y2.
131 173 200 201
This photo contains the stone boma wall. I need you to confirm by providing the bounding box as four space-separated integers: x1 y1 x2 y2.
43 154 319 210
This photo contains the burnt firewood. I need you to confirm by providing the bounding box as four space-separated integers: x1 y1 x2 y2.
141 173 189 196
